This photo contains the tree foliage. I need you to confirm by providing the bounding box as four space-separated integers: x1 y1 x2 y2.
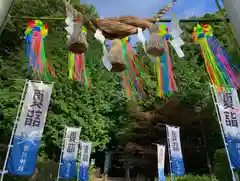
0 0 132 161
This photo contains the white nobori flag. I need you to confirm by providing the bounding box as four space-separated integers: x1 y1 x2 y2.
212 86 240 168
157 144 166 181
60 127 81 179
7 81 53 175
166 125 185 176
78 141 92 181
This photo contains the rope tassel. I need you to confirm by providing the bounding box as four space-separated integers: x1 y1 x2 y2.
192 24 240 92
25 20 56 80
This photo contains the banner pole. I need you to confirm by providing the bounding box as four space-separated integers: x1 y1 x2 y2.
77 140 82 181
166 125 174 181
56 126 67 181
209 84 236 181
0 79 28 181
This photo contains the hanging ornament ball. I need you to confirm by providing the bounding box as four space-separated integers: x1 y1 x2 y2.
158 24 170 39
25 20 48 39
108 39 126 73
146 24 165 57
192 24 213 42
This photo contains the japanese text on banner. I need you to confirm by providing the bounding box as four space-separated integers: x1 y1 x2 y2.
213 87 240 168
80 142 92 166
63 128 81 160
15 82 53 138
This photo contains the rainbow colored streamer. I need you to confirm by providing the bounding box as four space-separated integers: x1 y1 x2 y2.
68 52 90 88
156 24 177 98
25 20 55 80
121 37 145 99
192 24 239 92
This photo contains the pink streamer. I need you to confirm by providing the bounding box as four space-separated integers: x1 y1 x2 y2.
164 38 176 92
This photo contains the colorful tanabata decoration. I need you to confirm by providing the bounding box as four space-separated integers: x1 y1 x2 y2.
192 24 240 92
121 37 146 99
25 20 55 80
68 26 90 88
137 25 178 98
155 24 177 98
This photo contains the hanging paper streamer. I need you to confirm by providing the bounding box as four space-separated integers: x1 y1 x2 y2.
192 24 240 92
169 13 185 58
137 28 157 63
68 52 90 88
155 24 177 98
121 37 146 99
94 29 113 71
25 20 55 80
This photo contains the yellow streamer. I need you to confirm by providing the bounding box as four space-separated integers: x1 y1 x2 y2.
68 52 75 80
155 57 163 97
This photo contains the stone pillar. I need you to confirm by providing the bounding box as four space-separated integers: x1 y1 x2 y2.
222 0 240 45
0 0 15 34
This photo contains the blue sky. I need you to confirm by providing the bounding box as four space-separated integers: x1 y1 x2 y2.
80 0 224 43
81 0 223 18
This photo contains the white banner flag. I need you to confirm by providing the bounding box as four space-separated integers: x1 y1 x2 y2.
60 127 81 178
157 145 165 168
7 81 53 175
78 141 92 181
166 125 185 176
157 145 165 181
63 127 81 160
15 81 53 138
213 86 240 168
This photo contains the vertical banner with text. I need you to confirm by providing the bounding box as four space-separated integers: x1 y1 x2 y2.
7 81 53 175
166 125 185 176
157 145 166 181
213 87 240 168
60 127 81 179
78 141 92 181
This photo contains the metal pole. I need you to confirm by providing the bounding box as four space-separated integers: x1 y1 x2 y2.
0 79 28 181
56 126 67 181
77 140 82 181
166 125 174 181
209 84 236 181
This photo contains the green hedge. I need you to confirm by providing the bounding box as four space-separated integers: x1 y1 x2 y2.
213 149 232 181
154 175 219 181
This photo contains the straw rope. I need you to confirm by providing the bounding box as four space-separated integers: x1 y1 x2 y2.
63 0 177 39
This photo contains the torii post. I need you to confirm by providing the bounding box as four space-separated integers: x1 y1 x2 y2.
222 0 240 46
0 0 16 35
